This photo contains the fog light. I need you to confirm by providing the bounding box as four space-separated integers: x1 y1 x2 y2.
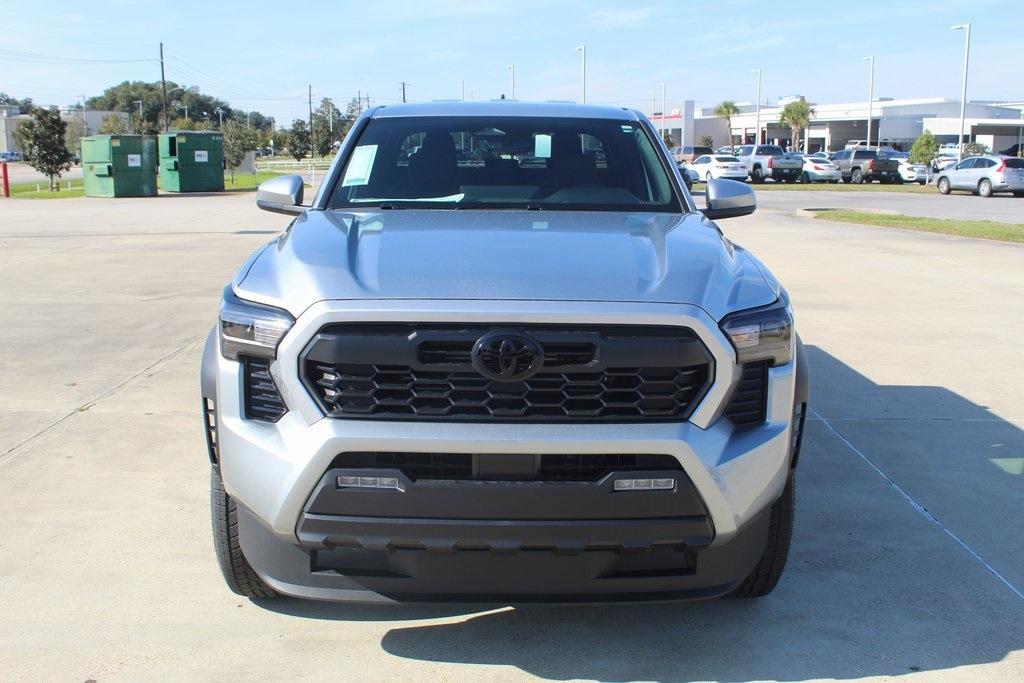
337 475 404 491
614 477 675 491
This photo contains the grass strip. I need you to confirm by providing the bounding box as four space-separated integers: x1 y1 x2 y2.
810 209 1024 243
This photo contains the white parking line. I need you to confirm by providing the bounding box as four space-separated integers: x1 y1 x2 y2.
809 407 1024 602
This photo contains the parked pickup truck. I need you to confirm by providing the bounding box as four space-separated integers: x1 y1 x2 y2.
202 101 809 604
733 144 803 183
831 148 902 184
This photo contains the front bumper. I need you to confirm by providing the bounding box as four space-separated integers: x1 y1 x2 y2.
205 300 798 602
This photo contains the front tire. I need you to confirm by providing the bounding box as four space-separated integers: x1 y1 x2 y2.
978 179 993 198
851 168 864 184
937 177 951 194
800 171 811 183
211 468 279 598
730 473 795 598
751 166 765 183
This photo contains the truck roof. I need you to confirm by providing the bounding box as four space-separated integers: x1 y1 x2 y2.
370 100 641 121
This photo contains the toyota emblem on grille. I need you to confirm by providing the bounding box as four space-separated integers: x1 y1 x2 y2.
471 332 544 381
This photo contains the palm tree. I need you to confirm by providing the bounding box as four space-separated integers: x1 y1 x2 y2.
779 98 815 152
714 100 740 145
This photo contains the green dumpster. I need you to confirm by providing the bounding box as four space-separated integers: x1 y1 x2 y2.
81 135 157 198
159 131 225 192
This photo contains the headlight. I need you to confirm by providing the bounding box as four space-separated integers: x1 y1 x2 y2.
219 286 294 360
719 293 793 366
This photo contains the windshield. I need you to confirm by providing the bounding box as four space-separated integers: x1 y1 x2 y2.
327 116 680 212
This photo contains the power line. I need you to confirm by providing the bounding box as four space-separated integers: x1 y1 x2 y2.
0 48 155 64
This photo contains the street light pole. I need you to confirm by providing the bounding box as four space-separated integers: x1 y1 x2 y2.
863 56 874 148
508 64 515 100
951 23 971 162
753 69 761 145
659 82 667 143
575 45 586 103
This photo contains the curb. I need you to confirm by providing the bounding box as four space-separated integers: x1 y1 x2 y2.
795 207 901 219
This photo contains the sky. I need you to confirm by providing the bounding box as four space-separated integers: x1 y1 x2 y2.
2 0 1022 125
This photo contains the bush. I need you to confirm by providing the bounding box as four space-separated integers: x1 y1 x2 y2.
909 131 939 165
962 142 989 158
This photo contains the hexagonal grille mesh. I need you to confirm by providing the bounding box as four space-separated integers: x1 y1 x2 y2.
308 362 709 421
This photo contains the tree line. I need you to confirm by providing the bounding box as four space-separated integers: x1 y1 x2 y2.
3 82 369 190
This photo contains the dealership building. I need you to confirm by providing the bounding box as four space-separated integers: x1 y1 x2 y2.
653 97 1024 153
0 106 129 154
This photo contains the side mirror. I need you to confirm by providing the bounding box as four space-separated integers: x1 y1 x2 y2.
701 178 756 220
256 174 305 215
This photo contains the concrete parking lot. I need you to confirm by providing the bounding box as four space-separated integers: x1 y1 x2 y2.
1 190 1022 680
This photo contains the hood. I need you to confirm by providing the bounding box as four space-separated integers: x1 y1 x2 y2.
235 209 779 321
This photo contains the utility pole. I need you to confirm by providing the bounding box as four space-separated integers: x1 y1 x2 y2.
159 42 168 132
575 45 586 103
357 90 362 115
308 84 313 148
508 64 515 100
661 83 667 143
753 68 762 145
951 23 971 162
654 83 666 141
863 56 874 149
399 81 408 103
365 93 370 110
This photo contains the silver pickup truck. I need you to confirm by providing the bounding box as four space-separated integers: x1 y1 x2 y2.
202 101 809 604
734 144 803 183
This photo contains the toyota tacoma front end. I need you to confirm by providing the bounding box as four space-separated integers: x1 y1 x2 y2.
201 102 809 603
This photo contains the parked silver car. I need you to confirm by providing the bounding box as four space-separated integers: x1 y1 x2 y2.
800 157 841 183
936 155 1024 197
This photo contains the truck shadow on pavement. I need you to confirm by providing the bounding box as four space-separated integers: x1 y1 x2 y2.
258 346 1024 681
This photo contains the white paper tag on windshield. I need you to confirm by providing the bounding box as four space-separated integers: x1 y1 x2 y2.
342 145 378 186
534 134 551 158
194 150 208 163
126 154 141 167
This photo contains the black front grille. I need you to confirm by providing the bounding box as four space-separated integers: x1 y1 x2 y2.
332 452 684 482
724 361 768 427
302 324 714 423
243 357 287 422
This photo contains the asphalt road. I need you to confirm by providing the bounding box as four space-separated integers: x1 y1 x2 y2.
1 191 1022 680
755 185 1024 223
3 161 83 185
